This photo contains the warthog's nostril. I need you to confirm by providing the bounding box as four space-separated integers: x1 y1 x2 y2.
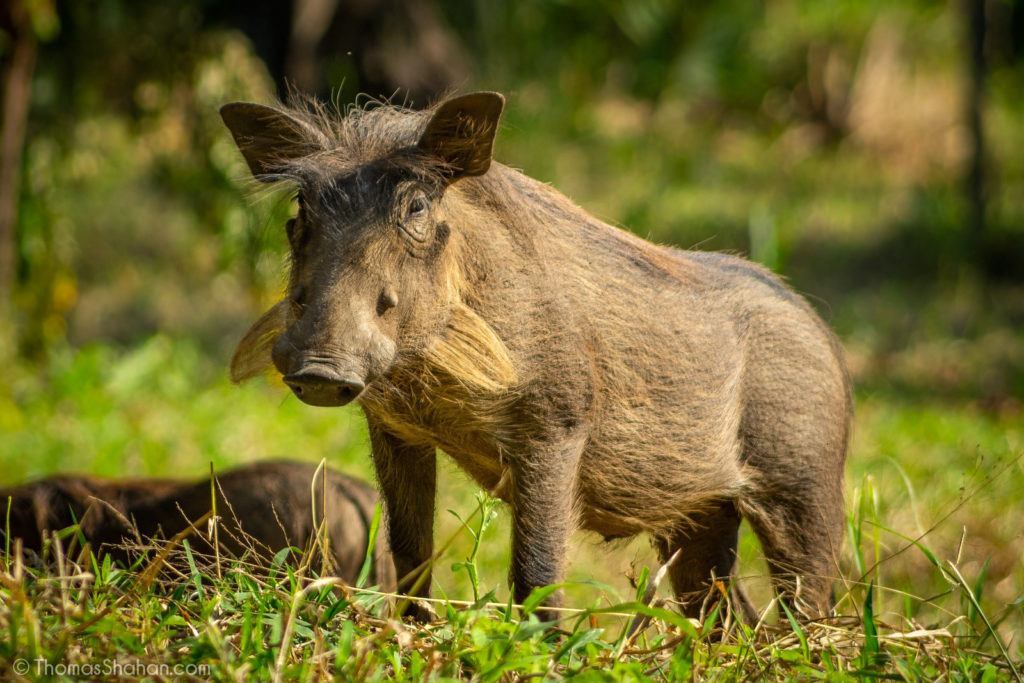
284 369 365 407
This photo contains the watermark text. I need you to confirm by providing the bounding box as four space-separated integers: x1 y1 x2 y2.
13 658 210 678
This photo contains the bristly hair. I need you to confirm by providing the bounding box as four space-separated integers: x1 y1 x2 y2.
252 94 454 193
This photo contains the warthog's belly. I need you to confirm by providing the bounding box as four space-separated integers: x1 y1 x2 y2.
442 446 512 500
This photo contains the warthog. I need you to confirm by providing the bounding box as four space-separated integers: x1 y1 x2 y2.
1 460 394 588
221 92 851 619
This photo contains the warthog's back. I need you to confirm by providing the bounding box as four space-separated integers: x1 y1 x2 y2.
487 170 851 539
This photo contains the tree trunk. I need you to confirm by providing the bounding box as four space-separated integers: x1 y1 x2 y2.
964 0 986 261
0 0 37 308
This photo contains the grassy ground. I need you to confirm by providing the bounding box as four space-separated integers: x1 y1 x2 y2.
1 314 1022 679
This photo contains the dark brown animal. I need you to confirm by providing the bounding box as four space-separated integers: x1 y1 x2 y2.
0 460 394 589
220 92 851 620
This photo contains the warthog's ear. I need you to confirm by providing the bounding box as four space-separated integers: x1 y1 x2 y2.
418 92 505 179
230 300 289 383
220 103 327 180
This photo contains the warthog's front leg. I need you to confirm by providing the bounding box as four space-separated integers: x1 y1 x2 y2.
509 431 586 621
368 421 436 617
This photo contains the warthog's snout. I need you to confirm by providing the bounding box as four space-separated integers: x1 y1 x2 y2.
284 365 365 407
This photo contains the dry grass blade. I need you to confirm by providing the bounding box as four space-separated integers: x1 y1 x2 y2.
622 547 680 643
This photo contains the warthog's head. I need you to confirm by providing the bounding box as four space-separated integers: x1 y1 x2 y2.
221 93 505 406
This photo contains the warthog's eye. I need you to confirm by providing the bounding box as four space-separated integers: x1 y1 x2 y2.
407 195 428 219
399 191 431 245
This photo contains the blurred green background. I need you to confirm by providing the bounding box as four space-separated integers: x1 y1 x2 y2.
1 0 1022 642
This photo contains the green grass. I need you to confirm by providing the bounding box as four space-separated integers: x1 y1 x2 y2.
1 333 1022 680
1 480 1019 681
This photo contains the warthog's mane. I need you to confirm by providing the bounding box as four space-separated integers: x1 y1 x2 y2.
249 95 463 191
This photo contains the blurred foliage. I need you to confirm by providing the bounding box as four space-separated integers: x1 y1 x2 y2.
6 0 1024 360
13 4 291 356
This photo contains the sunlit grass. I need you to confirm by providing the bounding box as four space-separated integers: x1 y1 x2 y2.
0 460 1018 680
1 333 1022 678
